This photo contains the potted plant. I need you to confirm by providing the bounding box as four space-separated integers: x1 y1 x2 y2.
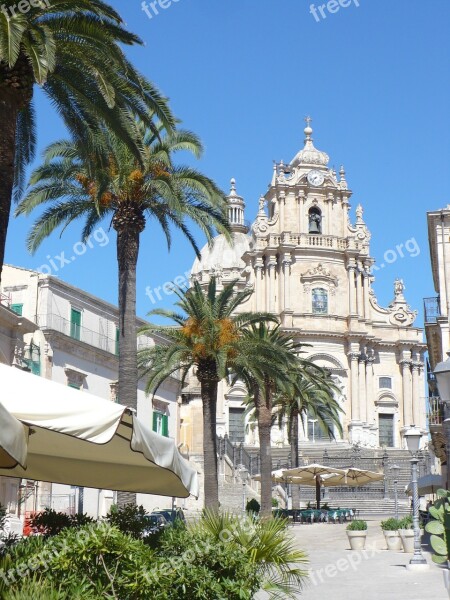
346 520 367 550
398 515 415 553
381 518 402 551
425 489 450 597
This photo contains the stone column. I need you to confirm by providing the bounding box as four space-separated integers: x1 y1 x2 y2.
362 268 371 319
283 255 292 312
356 264 364 317
267 255 277 313
254 259 263 312
412 360 422 428
348 352 360 421
347 264 357 316
279 192 285 229
366 353 376 426
400 352 413 428
359 355 367 423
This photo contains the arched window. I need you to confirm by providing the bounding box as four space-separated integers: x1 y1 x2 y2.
308 207 322 234
312 288 328 315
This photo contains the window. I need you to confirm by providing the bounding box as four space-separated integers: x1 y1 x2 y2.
70 308 82 341
379 414 394 447
68 383 81 390
312 288 328 315
10 304 23 316
153 411 169 437
229 407 246 443
379 377 392 389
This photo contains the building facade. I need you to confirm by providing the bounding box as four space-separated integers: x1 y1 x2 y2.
0 265 182 517
187 121 427 451
424 207 450 480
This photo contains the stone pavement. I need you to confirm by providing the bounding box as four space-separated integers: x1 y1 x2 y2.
257 517 447 600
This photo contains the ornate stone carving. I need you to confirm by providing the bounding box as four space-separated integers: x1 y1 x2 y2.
64 366 87 389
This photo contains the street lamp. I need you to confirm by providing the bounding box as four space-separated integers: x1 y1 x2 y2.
404 426 428 570
390 464 400 521
434 353 450 489
238 465 249 513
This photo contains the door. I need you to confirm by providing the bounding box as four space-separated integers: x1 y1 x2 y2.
229 407 245 444
70 308 81 341
379 414 394 447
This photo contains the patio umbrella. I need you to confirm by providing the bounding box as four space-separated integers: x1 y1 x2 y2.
0 402 28 469
0 364 198 498
405 473 443 496
324 467 385 487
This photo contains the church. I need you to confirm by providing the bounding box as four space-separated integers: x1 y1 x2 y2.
181 120 427 455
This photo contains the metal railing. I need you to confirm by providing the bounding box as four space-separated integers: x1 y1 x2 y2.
428 397 444 426
424 297 441 323
217 435 260 477
37 313 117 354
0 292 11 307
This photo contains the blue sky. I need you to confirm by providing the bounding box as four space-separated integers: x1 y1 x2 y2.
5 0 450 325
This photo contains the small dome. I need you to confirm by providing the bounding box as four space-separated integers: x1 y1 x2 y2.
191 232 250 277
290 118 330 168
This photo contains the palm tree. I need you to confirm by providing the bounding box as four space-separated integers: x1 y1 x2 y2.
233 324 303 518
138 278 276 510
0 0 175 281
17 124 230 505
274 369 343 508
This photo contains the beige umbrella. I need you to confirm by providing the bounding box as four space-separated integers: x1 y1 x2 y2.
324 467 385 487
0 364 198 498
0 402 28 469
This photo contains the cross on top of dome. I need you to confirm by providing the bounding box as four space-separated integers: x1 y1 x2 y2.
290 117 330 168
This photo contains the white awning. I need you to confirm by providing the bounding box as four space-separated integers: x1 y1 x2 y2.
0 364 198 499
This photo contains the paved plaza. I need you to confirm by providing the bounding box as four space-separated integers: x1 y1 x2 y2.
258 517 447 600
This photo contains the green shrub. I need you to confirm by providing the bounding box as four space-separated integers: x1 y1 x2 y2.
398 515 413 530
29 509 94 537
246 498 261 514
105 503 149 539
425 488 450 565
271 497 279 508
381 518 401 531
346 520 367 531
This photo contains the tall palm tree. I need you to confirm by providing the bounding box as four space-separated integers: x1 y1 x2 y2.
0 0 175 281
274 369 343 508
138 278 276 510
17 124 230 505
233 324 304 518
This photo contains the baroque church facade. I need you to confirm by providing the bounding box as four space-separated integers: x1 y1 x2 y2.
181 121 427 454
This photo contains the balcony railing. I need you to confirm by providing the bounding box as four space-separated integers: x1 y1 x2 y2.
424 297 441 323
428 397 444 426
0 292 11 307
38 313 117 353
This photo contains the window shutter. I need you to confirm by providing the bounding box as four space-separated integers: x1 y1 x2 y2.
152 412 158 433
162 415 169 437
11 304 23 316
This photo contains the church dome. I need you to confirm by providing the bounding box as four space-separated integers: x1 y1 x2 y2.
290 118 330 168
191 231 250 277
191 179 251 278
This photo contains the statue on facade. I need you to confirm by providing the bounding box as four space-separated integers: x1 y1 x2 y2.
394 278 405 298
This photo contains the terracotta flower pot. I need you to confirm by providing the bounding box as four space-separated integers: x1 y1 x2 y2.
347 530 367 551
383 530 402 551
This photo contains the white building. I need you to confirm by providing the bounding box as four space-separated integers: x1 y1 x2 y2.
0 265 182 517
186 121 427 452
0 294 36 517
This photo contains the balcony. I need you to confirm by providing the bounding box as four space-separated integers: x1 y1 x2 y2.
428 397 444 426
424 297 441 324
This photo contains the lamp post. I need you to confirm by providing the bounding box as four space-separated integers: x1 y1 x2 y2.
433 352 450 490
404 426 428 570
390 464 400 521
238 465 249 513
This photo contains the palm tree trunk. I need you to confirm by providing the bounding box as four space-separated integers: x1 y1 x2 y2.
290 409 300 509
200 377 219 510
0 55 34 283
257 384 273 519
114 220 141 508
0 92 19 284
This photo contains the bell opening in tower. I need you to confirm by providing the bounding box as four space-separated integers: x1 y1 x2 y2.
308 207 322 235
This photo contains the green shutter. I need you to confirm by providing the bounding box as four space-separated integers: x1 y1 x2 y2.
162 415 169 438
11 304 23 316
70 309 81 340
152 412 158 433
